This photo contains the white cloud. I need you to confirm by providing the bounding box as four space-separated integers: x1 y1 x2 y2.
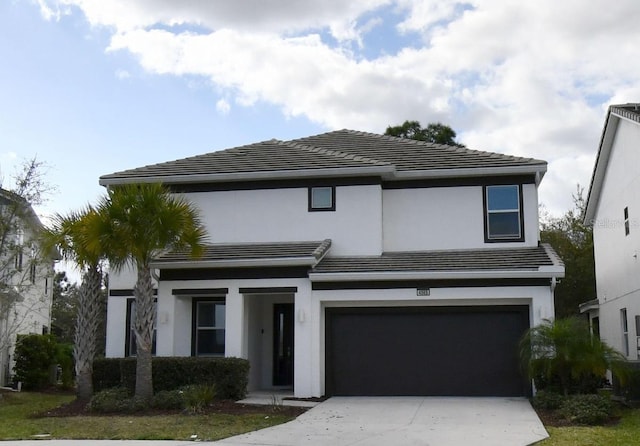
41 0 640 214
216 98 231 115
115 68 130 79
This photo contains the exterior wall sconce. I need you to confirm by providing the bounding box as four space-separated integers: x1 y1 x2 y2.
297 309 306 323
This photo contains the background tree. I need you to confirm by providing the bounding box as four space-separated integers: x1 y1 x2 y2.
44 208 106 401
540 186 595 317
385 120 464 146
51 271 78 344
0 158 55 386
93 183 207 403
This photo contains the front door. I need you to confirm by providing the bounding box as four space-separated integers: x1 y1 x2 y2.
273 303 294 386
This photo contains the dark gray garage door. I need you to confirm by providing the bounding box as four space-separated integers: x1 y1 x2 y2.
325 305 530 397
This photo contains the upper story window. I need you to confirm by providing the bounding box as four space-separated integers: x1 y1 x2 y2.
484 185 523 242
308 186 335 212
624 207 630 236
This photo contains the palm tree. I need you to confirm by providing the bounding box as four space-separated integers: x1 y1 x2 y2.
520 317 627 396
43 207 105 401
93 183 206 402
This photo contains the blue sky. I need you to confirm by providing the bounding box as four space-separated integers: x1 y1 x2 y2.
1 0 639 221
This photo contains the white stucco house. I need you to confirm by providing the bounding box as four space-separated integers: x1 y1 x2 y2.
101 130 564 398
0 189 55 386
583 104 640 361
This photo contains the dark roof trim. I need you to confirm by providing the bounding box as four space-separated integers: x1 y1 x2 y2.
109 289 158 297
159 266 310 281
172 288 229 296
383 174 536 189
239 287 298 294
313 278 550 290
168 176 382 193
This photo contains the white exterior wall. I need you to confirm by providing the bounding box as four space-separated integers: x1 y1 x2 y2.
383 184 539 251
188 185 383 255
592 118 640 359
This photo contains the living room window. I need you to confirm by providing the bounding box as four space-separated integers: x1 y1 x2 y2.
308 186 335 212
126 298 157 357
193 299 226 356
484 185 523 241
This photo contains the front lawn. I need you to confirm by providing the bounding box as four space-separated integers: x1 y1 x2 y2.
0 391 299 441
540 408 640 446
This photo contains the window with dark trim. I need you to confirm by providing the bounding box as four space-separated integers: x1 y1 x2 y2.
192 298 226 356
621 308 629 356
125 298 157 357
484 185 524 242
624 207 630 236
308 186 335 212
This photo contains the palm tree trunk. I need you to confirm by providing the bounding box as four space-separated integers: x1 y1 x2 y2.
74 264 102 402
133 263 155 402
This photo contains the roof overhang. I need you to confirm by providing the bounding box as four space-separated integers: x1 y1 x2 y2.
393 164 547 184
151 256 320 269
579 299 600 314
99 166 397 186
309 266 565 282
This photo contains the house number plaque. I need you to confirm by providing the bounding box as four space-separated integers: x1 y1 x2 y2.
416 288 430 296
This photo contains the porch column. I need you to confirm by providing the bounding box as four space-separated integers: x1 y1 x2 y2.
225 288 246 358
294 282 314 397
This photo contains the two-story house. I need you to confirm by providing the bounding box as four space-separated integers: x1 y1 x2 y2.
0 189 55 386
583 104 640 362
101 130 564 398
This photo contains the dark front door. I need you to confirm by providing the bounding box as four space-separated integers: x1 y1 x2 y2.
273 303 294 386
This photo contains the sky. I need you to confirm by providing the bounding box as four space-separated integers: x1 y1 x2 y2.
1 0 639 223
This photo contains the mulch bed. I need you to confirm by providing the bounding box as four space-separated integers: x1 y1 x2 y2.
37 398 308 418
533 407 621 427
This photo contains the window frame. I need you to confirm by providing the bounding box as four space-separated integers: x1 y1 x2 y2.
308 186 336 212
483 184 525 242
621 308 629 357
191 297 226 357
624 207 630 236
125 298 157 357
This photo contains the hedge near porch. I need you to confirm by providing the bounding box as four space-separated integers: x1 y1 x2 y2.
93 357 249 400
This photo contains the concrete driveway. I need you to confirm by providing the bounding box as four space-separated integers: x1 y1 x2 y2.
215 396 548 446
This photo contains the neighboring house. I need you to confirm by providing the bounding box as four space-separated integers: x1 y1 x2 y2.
583 104 640 361
101 130 564 398
0 189 55 386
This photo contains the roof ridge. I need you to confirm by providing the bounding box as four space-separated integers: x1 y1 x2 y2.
318 129 545 165
285 138 390 167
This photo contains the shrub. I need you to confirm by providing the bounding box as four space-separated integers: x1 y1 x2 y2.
93 357 249 399
13 334 58 390
181 383 217 414
559 394 613 425
532 390 565 410
89 387 132 413
55 343 74 389
151 390 184 410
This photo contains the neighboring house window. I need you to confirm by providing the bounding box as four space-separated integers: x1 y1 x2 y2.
624 207 630 236
125 298 157 357
192 299 226 356
635 316 640 355
29 263 36 284
621 308 629 356
484 185 523 241
45 277 49 295
15 248 23 271
308 186 335 212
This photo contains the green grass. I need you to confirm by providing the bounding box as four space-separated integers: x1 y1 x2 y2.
540 409 640 446
0 391 296 441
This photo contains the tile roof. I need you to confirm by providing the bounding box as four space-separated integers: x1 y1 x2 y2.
151 239 331 267
100 130 546 184
610 103 640 124
312 244 558 274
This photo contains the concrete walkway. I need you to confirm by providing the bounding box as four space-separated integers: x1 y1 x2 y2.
2 397 548 446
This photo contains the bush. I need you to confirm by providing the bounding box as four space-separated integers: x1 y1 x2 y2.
531 390 565 410
181 384 217 414
13 334 58 390
55 343 74 389
559 394 613 425
89 387 132 413
93 357 249 399
151 390 184 410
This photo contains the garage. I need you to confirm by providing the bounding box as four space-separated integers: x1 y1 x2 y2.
325 305 530 397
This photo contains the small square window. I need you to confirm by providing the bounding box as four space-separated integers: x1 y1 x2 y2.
484 185 523 241
308 186 335 211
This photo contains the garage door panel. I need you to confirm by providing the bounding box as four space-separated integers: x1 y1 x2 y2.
326 306 529 397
